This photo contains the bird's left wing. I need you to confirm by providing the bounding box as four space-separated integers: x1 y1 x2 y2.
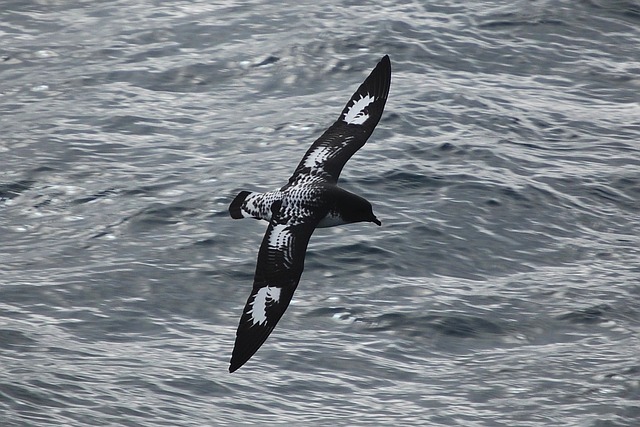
288 55 391 185
229 203 319 372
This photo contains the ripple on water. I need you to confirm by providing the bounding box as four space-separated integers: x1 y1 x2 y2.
1 0 639 426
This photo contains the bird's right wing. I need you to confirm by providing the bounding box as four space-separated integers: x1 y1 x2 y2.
229 202 319 372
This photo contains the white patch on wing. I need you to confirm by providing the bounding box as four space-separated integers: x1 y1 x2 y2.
303 146 331 168
343 94 375 125
268 224 288 248
268 223 293 265
248 286 282 325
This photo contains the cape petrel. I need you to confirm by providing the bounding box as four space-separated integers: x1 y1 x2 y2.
228 55 391 372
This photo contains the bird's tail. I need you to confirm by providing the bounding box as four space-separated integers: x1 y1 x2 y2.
229 191 253 219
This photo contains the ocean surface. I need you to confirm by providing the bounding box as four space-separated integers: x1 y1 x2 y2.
1 1 640 425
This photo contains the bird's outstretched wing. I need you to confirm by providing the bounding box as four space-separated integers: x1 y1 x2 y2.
288 55 391 185
229 202 319 372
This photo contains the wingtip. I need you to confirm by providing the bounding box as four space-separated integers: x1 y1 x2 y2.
371 55 391 100
378 54 391 71
228 342 253 373
229 353 249 373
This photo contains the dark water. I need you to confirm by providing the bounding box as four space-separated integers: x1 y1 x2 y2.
2 1 640 425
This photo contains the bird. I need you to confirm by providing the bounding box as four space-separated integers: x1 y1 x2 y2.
228 55 391 372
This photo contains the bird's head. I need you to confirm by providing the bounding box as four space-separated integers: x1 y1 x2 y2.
341 194 381 226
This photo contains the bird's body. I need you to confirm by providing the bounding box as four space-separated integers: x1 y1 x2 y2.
228 55 391 372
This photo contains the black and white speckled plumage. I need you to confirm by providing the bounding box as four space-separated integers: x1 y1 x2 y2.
228 55 391 373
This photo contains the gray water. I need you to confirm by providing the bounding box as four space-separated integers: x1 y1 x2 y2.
1 1 640 425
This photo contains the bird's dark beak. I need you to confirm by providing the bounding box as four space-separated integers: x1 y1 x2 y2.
372 216 381 226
